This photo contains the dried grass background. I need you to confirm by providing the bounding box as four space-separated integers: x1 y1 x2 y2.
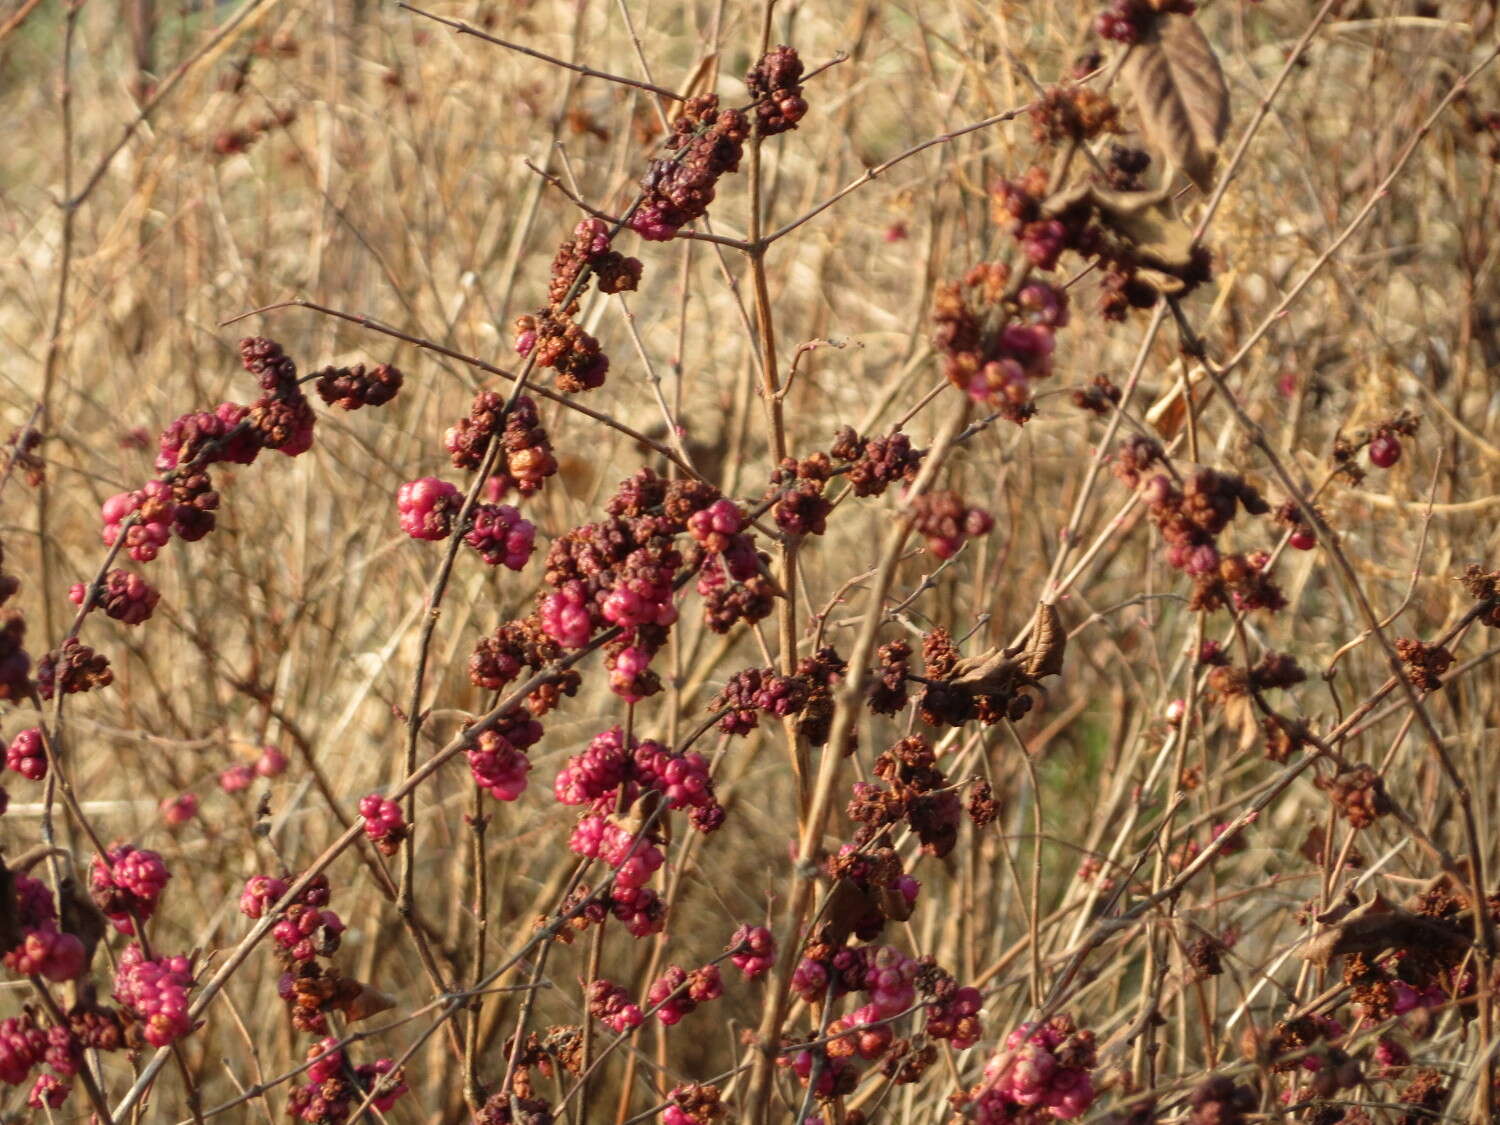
5 0 1500 1121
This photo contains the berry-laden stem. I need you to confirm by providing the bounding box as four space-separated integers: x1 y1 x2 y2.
740 401 969 1123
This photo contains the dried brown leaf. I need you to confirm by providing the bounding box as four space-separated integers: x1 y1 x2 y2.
1022 602 1066 680
1299 894 1466 968
1123 15 1230 192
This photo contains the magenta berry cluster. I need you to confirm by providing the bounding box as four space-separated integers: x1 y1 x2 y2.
588 978 644 1033
113 944 196 1047
967 1017 1098 1123
89 844 171 935
358 793 408 855
555 725 724 834
465 710 543 801
646 963 723 1026
5 727 45 780
3 874 86 983
728 924 776 979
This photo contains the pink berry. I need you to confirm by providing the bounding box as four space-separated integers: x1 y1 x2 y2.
255 745 288 777
1289 528 1316 550
160 793 198 826
219 763 255 793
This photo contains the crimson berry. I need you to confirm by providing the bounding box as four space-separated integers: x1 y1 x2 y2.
1369 434 1401 468
1289 528 1316 551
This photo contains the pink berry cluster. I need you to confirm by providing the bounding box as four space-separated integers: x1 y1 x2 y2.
464 502 535 569
160 792 199 826
465 709 543 802
288 1037 408 1121
395 477 461 540
728 924 775 979
89 844 171 935
646 963 723 1026
0 1012 85 1109
5 727 45 780
268 884 346 967
527 468 760 701
2 874 86 982
555 726 725 833
113 943 196 1047
399 405 540 567
967 1017 1098 1123
569 813 665 890
219 743 289 793
69 568 160 625
588 978 645 1033
358 793 407 855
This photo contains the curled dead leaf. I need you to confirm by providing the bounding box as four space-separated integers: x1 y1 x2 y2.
1299 894 1467 969
1122 14 1230 192
1023 602 1066 680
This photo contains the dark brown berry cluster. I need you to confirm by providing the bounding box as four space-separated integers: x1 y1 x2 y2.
242 337 317 456
36 638 112 700
630 94 750 242
866 639 910 715
1072 373 1122 415
514 312 609 394
746 45 807 137
710 666 809 734
829 425 923 497
445 392 558 500
1315 764 1393 829
548 218 642 309
1460 563 1500 627
1394 637 1453 692
312 362 403 410
0 541 30 701
3 426 43 487
846 735 962 857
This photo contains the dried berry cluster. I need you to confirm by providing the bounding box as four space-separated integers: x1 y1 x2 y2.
829 425 924 497
933 262 1069 423
312 361 403 410
631 95 750 242
911 490 994 559
287 1037 408 1122
1115 436 1284 613
847 735 963 857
